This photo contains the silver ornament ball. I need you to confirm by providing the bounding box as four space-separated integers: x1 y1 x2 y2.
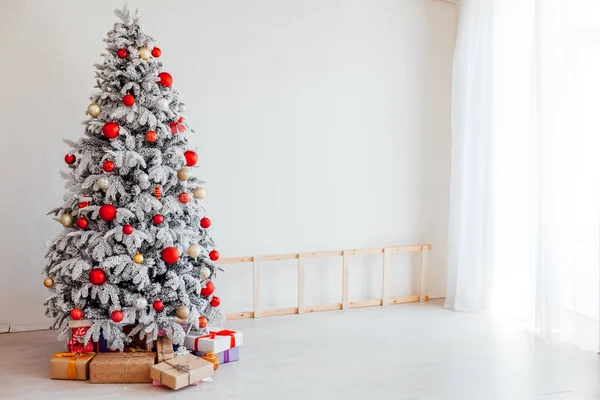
187 243 201 258
194 187 206 200
178 103 187 112
134 298 148 310
138 173 149 184
155 97 170 111
96 176 109 190
199 266 211 280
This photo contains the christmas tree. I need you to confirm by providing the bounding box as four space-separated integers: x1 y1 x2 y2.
43 6 223 350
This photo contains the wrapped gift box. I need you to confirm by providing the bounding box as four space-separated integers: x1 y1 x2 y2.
50 352 95 381
89 352 156 383
157 336 175 363
67 319 94 353
151 353 214 390
184 329 243 354
218 347 240 364
94 325 153 353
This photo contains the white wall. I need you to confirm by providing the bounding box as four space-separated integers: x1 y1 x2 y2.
0 0 456 329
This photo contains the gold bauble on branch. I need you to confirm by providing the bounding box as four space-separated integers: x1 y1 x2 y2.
87 103 101 117
187 243 201 258
176 305 190 319
138 46 151 60
193 187 206 200
60 213 74 227
177 168 191 181
133 253 144 264
43 277 54 288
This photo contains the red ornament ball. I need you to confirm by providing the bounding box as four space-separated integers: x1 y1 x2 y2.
198 316 208 328
184 150 198 166
200 217 211 229
117 48 128 58
122 224 133 235
210 296 221 308
153 300 164 312
152 47 162 58
122 94 135 107
64 154 76 165
162 247 180 265
201 281 215 297
102 122 120 139
111 310 124 323
89 268 106 285
209 250 220 261
179 192 190 204
145 130 157 143
157 72 173 87
76 217 89 230
70 308 83 320
78 201 89 209
99 204 117 221
153 214 164 225
102 160 115 172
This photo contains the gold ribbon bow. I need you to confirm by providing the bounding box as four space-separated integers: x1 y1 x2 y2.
53 352 95 380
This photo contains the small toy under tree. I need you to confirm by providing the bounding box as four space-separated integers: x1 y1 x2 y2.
44 6 223 350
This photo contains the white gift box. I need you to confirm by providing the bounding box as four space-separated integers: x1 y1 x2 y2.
184 329 243 353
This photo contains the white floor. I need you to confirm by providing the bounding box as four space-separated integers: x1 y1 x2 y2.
1 300 600 399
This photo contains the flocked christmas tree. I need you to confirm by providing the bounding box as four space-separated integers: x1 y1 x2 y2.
43 6 223 350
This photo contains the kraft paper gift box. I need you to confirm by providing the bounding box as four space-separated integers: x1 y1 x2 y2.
89 352 156 383
184 329 243 353
156 336 175 363
50 352 95 381
151 353 214 390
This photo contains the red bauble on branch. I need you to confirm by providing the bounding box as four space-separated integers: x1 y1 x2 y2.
89 268 106 285
122 94 135 107
70 308 83 320
102 160 115 172
99 204 117 221
111 310 124 323
198 316 208 328
76 217 89 229
145 130 157 143
200 217 211 229
210 296 221 308
153 214 164 225
117 48 128 58
179 192 190 204
209 250 220 261
157 72 173 87
102 122 120 139
184 150 198 167
122 224 133 235
64 154 76 165
162 247 180 265
153 300 164 312
201 281 215 297
152 47 161 58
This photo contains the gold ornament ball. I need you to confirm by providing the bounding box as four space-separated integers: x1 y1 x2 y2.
43 277 54 288
87 103 101 117
60 213 74 227
187 243 201 258
177 167 191 181
176 305 190 319
194 187 206 200
133 253 144 264
199 266 211 280
138 47 151 60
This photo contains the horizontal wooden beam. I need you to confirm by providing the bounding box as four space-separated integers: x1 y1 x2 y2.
259 254 299 262
225 311 254 320
303 303 343 313
388 296 420 304
260 307 299 317
299 250 343 258
217 256 254 264
349 299 383 308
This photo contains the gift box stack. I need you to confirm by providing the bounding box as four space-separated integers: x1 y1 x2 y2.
49 319 242 390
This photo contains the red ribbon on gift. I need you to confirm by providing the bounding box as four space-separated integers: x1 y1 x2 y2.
194 329 237 350
169 117 186 134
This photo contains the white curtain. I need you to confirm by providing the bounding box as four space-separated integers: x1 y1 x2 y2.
446 0 600 349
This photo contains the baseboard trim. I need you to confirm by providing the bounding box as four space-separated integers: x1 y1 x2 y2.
4 322 52 333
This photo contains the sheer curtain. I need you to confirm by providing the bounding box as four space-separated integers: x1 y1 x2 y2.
446 0 600 349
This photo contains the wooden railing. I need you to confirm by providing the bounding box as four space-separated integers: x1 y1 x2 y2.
216 244 432 319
